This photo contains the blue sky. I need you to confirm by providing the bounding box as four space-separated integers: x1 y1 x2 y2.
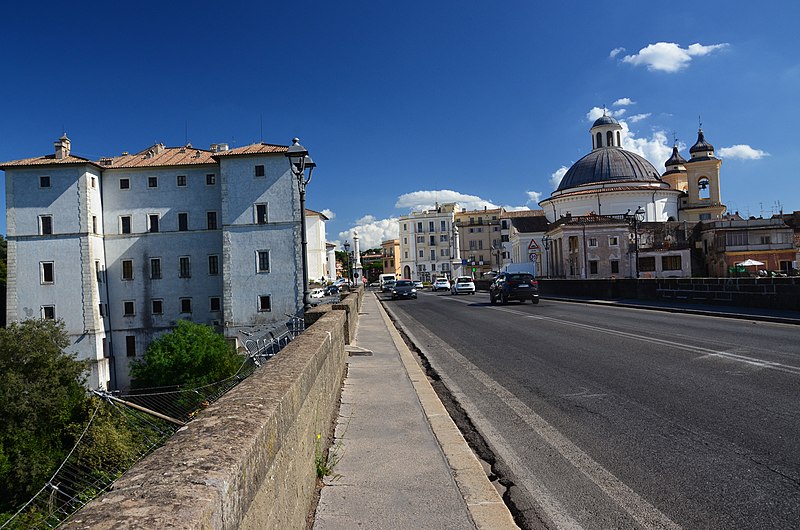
2 1 798 249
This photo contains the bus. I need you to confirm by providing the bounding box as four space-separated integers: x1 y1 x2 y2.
378 273 397 290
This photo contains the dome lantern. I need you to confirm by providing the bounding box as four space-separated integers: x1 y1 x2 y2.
590 110 623 150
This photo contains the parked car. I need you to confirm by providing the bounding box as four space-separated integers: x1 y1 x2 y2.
324 285 340 296
391 279 417 300
382 280 396 292
310 288 325 299
450 276 476 295
489 272 539 304
432 278 451 292
413 280 424 289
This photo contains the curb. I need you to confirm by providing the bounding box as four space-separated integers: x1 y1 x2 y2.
373 293 519 530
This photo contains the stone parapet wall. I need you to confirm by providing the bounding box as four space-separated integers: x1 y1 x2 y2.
64 309 349 530
539 277 800 311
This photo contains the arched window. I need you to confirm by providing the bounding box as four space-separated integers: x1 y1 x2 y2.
698 177 711 200
596 132 602 148
616 131 621 146
607 131 614 147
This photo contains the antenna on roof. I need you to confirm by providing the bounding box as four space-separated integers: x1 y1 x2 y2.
260 113 263 143
185 120 188 145
698 115 702 130
672 131 678 145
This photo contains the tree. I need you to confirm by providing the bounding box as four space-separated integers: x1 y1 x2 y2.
129 320 243 389
0 319 86 511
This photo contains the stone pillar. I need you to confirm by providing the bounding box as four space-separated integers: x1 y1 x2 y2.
353 232 364 286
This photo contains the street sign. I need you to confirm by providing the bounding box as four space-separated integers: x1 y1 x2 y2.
528 239 540 250
529 253 536 262
461 259 467 266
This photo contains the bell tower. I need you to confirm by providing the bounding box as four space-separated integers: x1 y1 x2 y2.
681 128 726 222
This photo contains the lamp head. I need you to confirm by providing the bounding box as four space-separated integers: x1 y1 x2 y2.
285 138 309 172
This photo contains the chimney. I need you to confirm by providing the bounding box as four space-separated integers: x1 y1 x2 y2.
54 134 71 159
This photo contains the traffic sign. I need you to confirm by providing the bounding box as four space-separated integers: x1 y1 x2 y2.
529 253 536 262
528 239 540 250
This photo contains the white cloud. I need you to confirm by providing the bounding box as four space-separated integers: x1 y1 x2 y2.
503 205 533 212
620 122 672 171
337 215 399 250
586 106 626 121
621 42 728 73
718 144 769 160
550 166 568 189
627 113 651 123
320 208 335 220
526 191 542 203
395 190 499 212
609 47 625 58
613 98 634 106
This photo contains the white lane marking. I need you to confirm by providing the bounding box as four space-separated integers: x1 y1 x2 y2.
405 321 681 530
445 296 800 376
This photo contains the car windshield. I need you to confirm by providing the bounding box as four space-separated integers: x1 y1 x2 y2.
395 281 413 287
457 278 472 283
507 274 533 281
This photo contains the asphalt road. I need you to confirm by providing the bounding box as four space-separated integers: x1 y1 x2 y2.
382 289 800 530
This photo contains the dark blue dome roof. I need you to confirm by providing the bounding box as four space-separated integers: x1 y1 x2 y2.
557 147 662 191
592 115 619 127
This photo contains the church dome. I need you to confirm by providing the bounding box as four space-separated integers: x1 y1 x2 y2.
592 114 619 127
557 147 662 191
689 129 714 154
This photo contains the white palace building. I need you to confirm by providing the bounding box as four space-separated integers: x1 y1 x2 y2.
1 135 315 390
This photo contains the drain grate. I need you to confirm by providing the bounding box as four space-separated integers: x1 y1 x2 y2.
345 346 373 356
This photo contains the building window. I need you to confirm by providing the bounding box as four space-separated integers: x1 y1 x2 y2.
417 235 424 243
403 237 407 244
207 211 218 230
210 297 221 312
259 295 271 312
179 256 191 278
40 262 54 284
119 178 130 190
429 235 435 245
417 222 423 232
126 335 136 357
176 175 187 187
662 255 682 271
120 216 131 234
123 300 135 316
208 255 219 275
206 173 216 185
254 165 265 177
639 257 656 272
588 238 598 247
256 250 270 273
429 221 435 232
403 223 407 231
148 176 158 188
180 298 192 313
41 305 56 320
92 216 98 234
95 261 103 283
419 250 424 258
759 235 771 245
150 258 162 279
589 260 599 275
122 259 134 280
40 175 51 188
99 304 105 317
255 204 268 224
178 212 188 231
440 220 447 231
39 215 53 235
430 249 436 260
610 260 620 274
441 248 450 257
151 299 164 315
609 236 619 246
148 214 160 233
440 234 449 242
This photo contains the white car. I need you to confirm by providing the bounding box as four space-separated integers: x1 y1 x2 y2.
450 276 476 295
309 288 325 299
432 278 451 291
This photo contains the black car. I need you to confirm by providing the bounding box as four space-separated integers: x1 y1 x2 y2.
390 280 418 300
324 285 340 296
489 272 539 304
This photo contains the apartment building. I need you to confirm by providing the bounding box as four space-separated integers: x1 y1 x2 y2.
398 203 459 282
454 207 503 277
380 239 401 277
2 135 306 390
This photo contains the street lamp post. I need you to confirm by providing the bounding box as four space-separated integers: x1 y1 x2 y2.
285 138 316 313
625 206 646 279
342 240 351 287
542 235 551 279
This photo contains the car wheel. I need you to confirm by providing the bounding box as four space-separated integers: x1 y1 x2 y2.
531 298 540 304
489 292 496 305
501 293 508 305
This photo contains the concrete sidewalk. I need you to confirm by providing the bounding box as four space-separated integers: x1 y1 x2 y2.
313 292 517 529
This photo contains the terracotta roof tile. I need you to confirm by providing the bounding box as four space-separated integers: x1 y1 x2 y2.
105 145 216 168
501 209 545 218
214 143 288 156
0 154 100 169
